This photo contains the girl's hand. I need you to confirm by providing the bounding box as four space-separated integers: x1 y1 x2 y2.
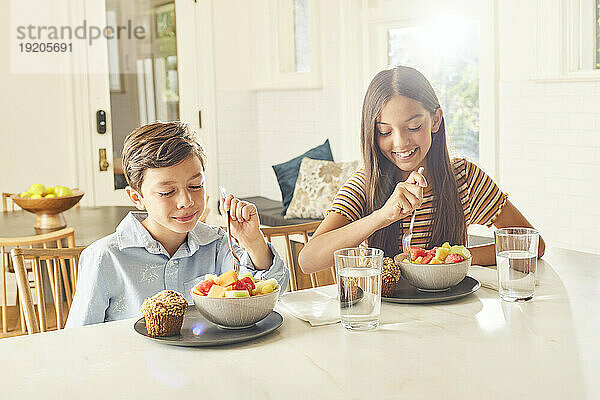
378 170 427 225
220 194 262 247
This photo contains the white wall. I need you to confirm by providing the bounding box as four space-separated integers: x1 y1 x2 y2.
496 0 600 254
212 0 348 201
0 2 78 198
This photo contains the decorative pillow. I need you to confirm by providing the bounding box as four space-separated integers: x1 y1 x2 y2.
285 158 361 220
272 139 334 215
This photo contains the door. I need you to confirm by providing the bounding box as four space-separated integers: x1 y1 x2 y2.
84 0 218 206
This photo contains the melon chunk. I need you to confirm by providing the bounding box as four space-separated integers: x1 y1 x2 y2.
207 285 227 298
225 290 250 298
217 270 238 287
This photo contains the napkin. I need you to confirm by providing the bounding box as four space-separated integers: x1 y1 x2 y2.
277 285 340 326
469 265 539 291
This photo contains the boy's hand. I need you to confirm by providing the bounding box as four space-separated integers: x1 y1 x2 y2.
220 194 263 248
378 170 427 225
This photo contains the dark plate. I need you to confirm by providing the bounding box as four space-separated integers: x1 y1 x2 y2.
382 276 480 304
134 306 283 347
340 287 364 308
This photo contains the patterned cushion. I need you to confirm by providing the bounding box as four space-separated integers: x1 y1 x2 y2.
285 158 360 220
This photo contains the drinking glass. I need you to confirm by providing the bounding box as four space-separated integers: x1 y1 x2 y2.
334 247 383 330
494 228 539 302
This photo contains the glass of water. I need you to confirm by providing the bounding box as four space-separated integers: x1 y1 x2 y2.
334 247 383 330
494 228 539 302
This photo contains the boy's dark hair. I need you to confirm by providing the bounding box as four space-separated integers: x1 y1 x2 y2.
122 121 206 193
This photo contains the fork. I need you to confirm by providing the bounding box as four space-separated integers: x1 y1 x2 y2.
219 186 241 274
401 166 425 257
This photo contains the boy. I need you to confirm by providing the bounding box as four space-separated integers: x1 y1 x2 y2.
66 122 288 326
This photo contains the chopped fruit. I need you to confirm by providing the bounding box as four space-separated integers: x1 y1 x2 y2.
410 247 428 261
261 283 275 294
195 279 215 296
234 278 255 296
449 245 472 260
207 285 227 298
435 247 450 261
421 254 434 264
399 242 471 264
238 272 255 282
445 254 465 264
216 270 238 287
192 271 278 298
225 290 251 298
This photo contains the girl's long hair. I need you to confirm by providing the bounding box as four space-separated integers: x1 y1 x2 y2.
361 66 465 256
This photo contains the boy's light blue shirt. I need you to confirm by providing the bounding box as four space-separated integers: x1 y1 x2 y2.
65 212 289 327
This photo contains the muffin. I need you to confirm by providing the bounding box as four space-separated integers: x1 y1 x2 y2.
142 290 188 337
381 257 402 297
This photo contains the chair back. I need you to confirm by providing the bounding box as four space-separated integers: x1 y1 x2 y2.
2 192 16 212
0 227 76 333
10 247 85 334
261 221 335 291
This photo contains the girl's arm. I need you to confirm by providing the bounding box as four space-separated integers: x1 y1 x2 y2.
298 210 389 274
469 199 546 266
299 171 427 273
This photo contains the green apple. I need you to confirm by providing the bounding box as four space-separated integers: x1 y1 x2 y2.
30 194 42 199
45 186 55 195
28 183 45 196
19 192 31 198
450 245 471 260
238 272 255 282
44 194 57 198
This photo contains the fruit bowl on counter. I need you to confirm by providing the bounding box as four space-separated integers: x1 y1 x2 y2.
11 184 84 230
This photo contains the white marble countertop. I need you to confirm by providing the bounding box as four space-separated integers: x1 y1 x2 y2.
0 247 598 399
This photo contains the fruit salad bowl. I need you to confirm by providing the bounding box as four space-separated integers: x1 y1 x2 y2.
394 252 471 292
190 284 281 329
11 190 85 230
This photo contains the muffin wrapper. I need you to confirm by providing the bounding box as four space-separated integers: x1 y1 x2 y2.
381 276 398 297
143 311 184 337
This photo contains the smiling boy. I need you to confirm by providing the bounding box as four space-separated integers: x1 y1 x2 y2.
66 122 288 326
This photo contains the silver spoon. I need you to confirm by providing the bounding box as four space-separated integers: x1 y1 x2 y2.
219 186 240 274
401 166 425 257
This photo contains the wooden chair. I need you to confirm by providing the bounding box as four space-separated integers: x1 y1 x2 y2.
11 247 85 334
260 221 336 291
2 192 16 212
0 227 76 333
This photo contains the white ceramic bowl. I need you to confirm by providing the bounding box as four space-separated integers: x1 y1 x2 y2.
394 253 471 291
190 286 280 329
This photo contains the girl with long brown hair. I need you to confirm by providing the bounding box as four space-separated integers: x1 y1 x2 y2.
299 66 544 272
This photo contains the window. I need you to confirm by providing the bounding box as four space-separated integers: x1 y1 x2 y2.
388 18 480 160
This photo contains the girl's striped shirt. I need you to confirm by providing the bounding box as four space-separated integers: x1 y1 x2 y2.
326 158 507 247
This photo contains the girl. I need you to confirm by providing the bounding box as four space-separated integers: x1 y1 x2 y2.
298 66 544 272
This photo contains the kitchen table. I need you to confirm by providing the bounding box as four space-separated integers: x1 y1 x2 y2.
0 247 598 399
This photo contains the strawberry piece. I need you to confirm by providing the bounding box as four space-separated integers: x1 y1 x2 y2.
445 253 465 264
410 247 428 261
235 279 253 295
421 254 434 264
239 276 255 291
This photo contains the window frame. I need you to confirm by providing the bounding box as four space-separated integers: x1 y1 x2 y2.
534 0 600 81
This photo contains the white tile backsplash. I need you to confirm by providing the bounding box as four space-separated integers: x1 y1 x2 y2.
499 80 600 254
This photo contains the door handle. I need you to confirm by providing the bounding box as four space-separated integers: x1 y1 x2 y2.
99 148 110 171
